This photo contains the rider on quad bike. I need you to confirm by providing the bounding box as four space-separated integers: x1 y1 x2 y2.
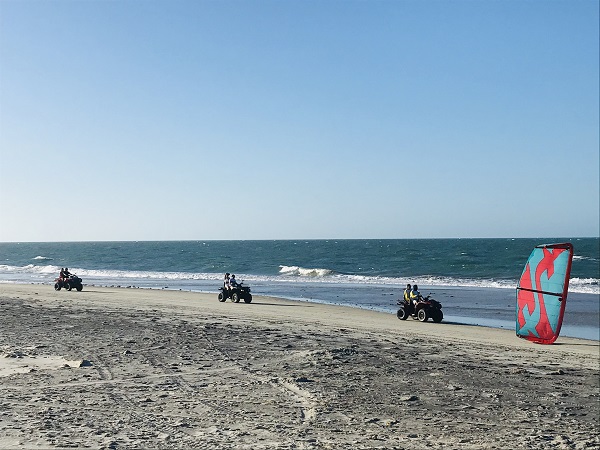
55 268 84 291
218 274 253 303
396 284 443 323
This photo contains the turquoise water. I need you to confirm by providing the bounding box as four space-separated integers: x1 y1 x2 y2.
1 238 598 339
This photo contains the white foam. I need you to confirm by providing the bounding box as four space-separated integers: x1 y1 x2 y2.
279 265 335 277
573 255 599 262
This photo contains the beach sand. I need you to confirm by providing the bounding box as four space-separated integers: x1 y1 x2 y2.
0 284 598 449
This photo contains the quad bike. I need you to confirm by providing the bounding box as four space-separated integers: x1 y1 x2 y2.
396 295 443 323
218 282 253 303
54 275 84 292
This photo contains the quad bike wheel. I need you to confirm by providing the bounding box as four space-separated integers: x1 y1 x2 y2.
218 292 226 302
244 295 252 303
396 307 409 320
54 283 61 291
65 283 72 291
76 285 83 292
232 292 240 303
418 309 428 322
432 311 443 323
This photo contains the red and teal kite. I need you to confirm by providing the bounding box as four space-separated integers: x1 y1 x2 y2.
516 243 574 344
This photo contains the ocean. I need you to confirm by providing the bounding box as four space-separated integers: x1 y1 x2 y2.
1 238 598 340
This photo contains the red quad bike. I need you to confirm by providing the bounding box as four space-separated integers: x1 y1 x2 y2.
218 282 253 303
396 295 443 323
54 275 84 292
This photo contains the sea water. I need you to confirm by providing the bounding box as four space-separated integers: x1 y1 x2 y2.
1 238 598 340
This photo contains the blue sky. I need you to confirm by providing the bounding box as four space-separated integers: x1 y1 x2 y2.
1 0 598 241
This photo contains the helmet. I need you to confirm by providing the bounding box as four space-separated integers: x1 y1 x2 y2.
413 284 418 290
406 284 411 288
231 274 236 278
65 268 68 270
225 273 230 276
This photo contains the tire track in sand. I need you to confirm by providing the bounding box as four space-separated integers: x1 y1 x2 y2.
200 324 320 425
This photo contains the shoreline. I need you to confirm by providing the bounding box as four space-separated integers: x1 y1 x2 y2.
1 284 598 449
4 280 597 341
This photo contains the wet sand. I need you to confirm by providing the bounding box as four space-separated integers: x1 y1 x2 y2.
0 284 598 449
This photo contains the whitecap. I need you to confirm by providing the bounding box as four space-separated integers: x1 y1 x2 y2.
573 255 599 262
279 265 335 277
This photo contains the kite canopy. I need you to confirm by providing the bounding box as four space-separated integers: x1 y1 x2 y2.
516 243 574 344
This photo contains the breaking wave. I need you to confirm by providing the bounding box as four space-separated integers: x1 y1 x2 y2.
278 265 335 277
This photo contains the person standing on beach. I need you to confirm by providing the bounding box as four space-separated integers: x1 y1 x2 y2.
224 273 230 289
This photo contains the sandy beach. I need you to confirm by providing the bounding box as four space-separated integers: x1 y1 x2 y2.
0 284 598 449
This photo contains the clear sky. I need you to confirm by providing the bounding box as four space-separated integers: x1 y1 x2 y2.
1 0 598 242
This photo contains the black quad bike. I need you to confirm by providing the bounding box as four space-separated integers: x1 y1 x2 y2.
218 282 253 303
54 275 84 292
396 295 443 323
